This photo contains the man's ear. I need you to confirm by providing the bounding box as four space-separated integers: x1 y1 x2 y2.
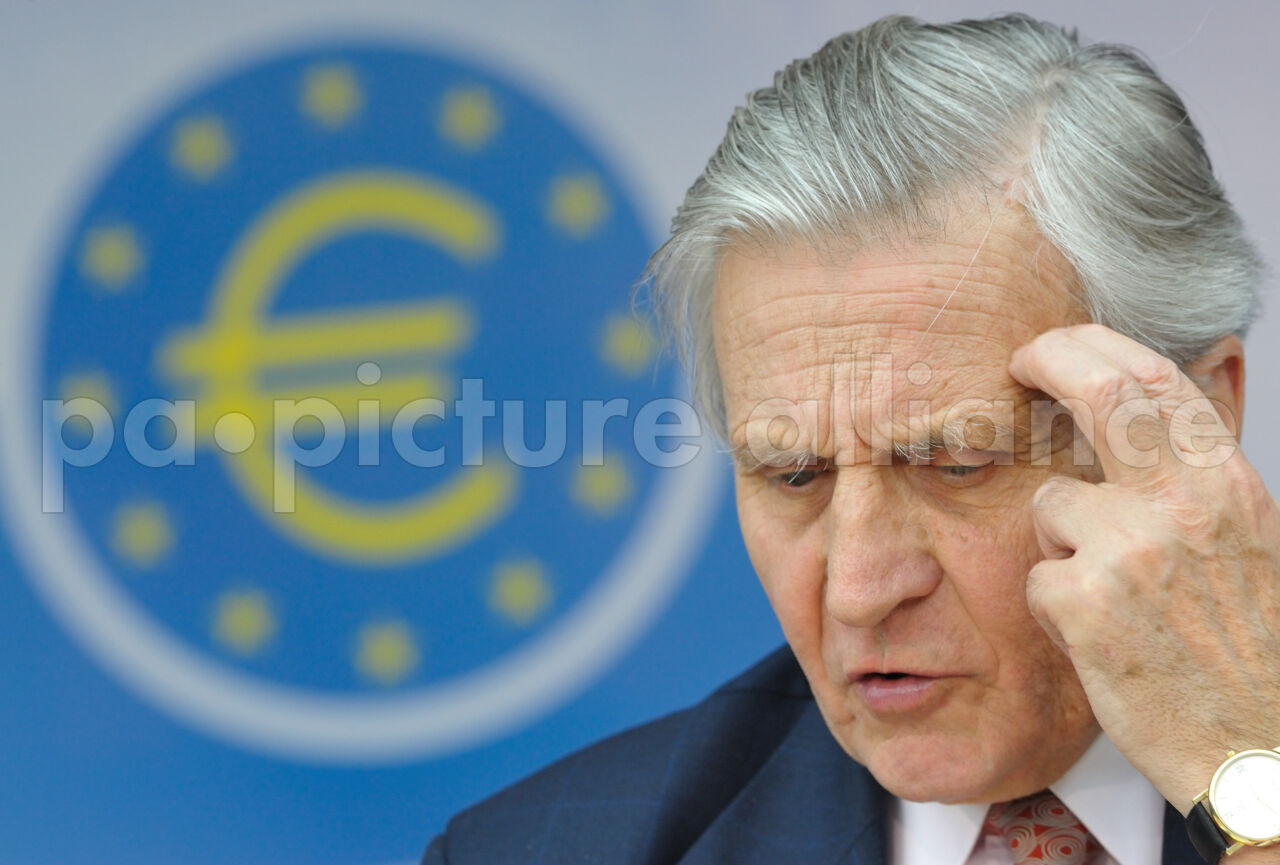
1185 335 1246 440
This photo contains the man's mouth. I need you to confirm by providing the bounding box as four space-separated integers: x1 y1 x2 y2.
855 672 943 713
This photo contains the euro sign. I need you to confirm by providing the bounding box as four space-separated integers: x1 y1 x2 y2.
159 170 517 564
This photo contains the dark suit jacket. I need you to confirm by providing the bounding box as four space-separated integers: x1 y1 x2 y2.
423 646 1203 865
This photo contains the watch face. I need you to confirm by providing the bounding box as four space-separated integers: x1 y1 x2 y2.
1211 750 1280 843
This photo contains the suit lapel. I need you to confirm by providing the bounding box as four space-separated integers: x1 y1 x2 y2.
671 697 1200 865
677 703 889 865
1162 801 1202 865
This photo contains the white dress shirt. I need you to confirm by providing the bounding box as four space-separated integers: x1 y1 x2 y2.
892 734 1166 865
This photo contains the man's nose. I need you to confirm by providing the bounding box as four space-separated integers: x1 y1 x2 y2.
823 470 943 628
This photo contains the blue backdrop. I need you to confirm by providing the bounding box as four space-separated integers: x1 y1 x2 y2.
0 37 782 865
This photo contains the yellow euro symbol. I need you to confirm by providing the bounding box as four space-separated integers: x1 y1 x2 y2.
159 170 516 564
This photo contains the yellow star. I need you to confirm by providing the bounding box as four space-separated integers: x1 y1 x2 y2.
59 370 118 415
170 115 233 181
547 172 610 238
301 64 363 128
437 86 501 150
212 589 276 656
601 315 658 377
79 224 144 290
57 370 118 443
572 457 634 517
354 621 419 685
111 501 175 568
489 558 553 626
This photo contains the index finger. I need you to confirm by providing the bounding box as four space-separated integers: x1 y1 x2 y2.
1009 324 1218 485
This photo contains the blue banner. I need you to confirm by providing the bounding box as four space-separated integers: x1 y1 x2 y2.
0 37 781 865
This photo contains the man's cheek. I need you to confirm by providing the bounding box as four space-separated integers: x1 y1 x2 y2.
733 478 773 519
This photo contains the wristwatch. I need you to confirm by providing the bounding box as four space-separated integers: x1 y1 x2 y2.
1186 748 1280 863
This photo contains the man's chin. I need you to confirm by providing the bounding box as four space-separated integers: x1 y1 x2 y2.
817 707 986 800
854 727 1098 804
863 749 1001 804
852 728 1049 804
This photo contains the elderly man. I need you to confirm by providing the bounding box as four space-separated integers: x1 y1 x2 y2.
424 14 1280 865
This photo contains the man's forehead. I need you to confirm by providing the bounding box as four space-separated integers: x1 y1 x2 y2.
716 292 1040 423
726 371 1038 468
712 206 1086 432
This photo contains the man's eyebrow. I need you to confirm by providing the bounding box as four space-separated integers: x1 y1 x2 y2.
726 440 821 473
880 413 1020 463
726 394 1044 470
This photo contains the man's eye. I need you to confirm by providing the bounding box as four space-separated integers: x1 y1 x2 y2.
930 462 996 485
775 464 827 488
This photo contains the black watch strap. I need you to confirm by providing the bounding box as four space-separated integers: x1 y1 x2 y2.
1187 800 1231 864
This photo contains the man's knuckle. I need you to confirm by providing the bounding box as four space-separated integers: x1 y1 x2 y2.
1082 369 1137 408
1113 535 1171 581
1129 354 1182 390
1032 476 1076 512
1025 563 1052 610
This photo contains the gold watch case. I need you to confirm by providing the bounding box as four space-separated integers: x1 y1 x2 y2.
1196 748 1280 852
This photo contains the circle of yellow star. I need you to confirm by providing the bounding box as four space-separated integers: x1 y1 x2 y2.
170 115 234 181
354 620 419 685
601 315 658 378
572 457 634 518
547 172 610 238
301 64 363 128
437 86 501 150
57 370 119 444
212 589 276 656
111 501 175 568
489 558 553 626
79 224 144 290
59 370 118 415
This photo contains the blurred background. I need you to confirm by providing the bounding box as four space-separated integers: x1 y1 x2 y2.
1 1 1276 863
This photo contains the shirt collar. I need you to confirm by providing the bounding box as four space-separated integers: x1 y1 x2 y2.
1049 731 1165 865
893 793 987 865
892 733 1165 865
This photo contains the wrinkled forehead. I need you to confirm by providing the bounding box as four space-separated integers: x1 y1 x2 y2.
710 208 1086 454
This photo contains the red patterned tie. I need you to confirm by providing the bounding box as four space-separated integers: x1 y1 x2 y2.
983 791 1100 865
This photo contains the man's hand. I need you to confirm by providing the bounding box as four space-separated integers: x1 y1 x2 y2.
1009 323 1280 813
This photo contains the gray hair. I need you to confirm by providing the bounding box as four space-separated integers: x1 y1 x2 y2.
644 14 1264 440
